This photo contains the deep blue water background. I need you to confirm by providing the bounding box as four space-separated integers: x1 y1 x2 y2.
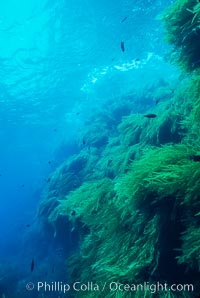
0 0 176 296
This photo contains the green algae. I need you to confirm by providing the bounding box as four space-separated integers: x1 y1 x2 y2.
178 224 200 270
46 140 200 296
37 1 200 296
40 76 200 296
116 143 200 206
162 0 200 71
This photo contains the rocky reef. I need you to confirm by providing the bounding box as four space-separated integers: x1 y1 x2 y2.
37 0 200 297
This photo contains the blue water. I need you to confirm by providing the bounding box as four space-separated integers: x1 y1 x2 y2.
0 0 176 296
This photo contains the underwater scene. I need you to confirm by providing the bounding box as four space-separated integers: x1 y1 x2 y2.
0 0 200 297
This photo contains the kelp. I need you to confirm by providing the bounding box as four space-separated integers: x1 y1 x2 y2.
37 150 100 233
162 0 200 71
118 100 184 148
180 71 200 147
38 83 200 297
96 140 138 178
49 178 115 229
49 176 162 287
115 143 200 281
37 90 200 296
49 143 200 293
67 212 161 284
42 152 94 200
116 143 200 210
76 94 134 150
178 224 200 270
36 1 200 294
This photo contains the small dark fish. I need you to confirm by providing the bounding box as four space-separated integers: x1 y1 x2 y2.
144 114 157 118
121 16 128 23
47 177 51 183
31 259 34 272
82 139 86 145
76 112 80 116
48 161 51 165
71 210 76 216
189 155 200 162
121 41 125 52
21 184 25 188
26 224 30 228
155 99 160 105
135 58 140 62
0 174 2 177
53 128 57 132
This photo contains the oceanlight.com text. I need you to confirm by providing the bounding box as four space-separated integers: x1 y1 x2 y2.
26 281 194 294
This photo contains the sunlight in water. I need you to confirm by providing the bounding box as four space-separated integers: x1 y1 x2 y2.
0 0 49 57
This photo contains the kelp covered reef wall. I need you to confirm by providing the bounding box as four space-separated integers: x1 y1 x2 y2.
162 0 200 72
38 0 200 297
